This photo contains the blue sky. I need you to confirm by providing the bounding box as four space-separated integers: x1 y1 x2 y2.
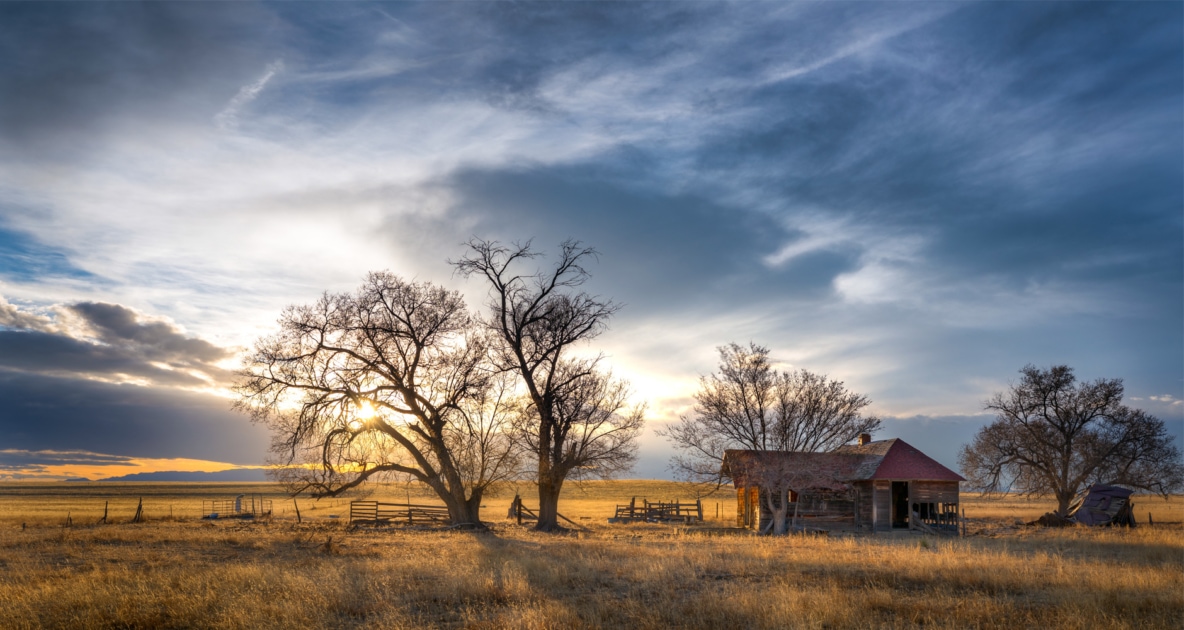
0 2 1180 480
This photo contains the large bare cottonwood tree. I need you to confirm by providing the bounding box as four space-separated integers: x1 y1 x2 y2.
960 364 1183 516
663 342 881 482
235 272 518 526
453 239 644 531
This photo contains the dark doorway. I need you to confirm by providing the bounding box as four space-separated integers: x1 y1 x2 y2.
891 481 909 528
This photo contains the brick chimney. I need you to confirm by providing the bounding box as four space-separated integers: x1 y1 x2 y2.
858 433 871 446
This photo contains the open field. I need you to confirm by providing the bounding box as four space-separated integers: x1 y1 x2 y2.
1 479 1181 528
0 482 1181 629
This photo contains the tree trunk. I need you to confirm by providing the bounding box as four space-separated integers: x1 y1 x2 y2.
755 487 774 533
535 475 564 531
462 488 484 527
443 488 483 527
764 487 789 536
1055 489 1075 517
443 498 471 526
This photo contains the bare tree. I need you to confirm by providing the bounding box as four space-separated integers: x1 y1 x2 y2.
234 272 518 526
662 342 881 482
960 365 1184 516
453 239 643 531
513 360 645 481
758 467 818 536
750 459 806 536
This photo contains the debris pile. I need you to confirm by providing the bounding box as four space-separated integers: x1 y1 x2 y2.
1029 512 1073 527
1028 484 1136 528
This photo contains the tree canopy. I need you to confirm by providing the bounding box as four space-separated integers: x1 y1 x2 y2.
234 272 517 526
959 364 1183 515
453 239 644 531
663 342 881 483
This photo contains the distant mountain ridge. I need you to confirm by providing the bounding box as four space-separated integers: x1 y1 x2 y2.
97 469 269 482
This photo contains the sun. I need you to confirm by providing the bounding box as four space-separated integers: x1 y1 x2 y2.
356 401 376 419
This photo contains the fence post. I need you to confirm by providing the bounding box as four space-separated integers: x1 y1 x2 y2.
516 496 523 525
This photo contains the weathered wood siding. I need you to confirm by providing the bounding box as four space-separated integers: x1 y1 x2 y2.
793 489 856 526
853 481 874 529
908 481 959 504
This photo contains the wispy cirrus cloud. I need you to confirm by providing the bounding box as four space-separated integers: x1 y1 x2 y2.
214 59 284 130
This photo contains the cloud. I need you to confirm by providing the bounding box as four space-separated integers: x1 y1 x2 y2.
0 298 268 469
214 59 284 129
68 302 232 366
0 371 269 465
0 449 135 472
0 295 56 332
0 2 283 157
0 298 234 388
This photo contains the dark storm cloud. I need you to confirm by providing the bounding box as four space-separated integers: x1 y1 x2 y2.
0 372 268 464
0 449 134 473
0 2 280 155
68 302 231 366
0 330 213 388
0 301 233 386
0 299 266 464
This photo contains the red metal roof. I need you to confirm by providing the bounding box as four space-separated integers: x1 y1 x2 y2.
839 438 965 482
723 438 964 487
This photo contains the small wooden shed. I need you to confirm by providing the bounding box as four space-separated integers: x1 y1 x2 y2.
721 435 965 534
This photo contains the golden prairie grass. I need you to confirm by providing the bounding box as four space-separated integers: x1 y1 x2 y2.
2 480 1180 528
0 482 1181 629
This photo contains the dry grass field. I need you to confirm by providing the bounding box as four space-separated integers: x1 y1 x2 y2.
0 481 1181 629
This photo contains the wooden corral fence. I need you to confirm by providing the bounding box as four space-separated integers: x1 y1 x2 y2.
611 497 704 523
202 495 272 519
348 501 450 525
508 495 584 529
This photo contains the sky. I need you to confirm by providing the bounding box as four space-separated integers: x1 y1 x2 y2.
0 2 1180 481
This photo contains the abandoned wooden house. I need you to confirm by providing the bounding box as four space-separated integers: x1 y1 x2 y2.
721 434 965 534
